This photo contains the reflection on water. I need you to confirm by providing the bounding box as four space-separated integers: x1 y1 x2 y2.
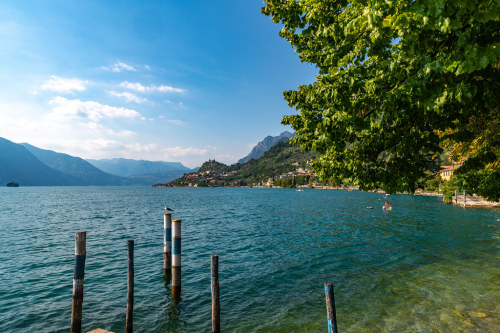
0 187 498 332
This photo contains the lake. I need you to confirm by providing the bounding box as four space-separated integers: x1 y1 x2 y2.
0 187 498 332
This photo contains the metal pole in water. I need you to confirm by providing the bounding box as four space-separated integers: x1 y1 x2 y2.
211 255 220 333
324 282 338 333
172 219 182 299
71 231 86 333
164 213 172 277
126 240 134 333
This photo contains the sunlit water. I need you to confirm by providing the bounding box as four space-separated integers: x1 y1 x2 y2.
0 187 498 332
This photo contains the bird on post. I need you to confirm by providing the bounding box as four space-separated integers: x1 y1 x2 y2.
164 206 174 212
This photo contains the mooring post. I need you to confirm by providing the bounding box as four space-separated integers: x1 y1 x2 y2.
324 282 338 333
71 231 86 333
211 255 220 333
126 240 134 333
172 219 182 299
164 212 172 277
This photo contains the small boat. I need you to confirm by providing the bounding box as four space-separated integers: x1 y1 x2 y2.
296 189 304 192
366 206 373 209
6 181 19 187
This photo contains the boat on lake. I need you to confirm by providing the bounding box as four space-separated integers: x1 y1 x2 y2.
6 181 19 187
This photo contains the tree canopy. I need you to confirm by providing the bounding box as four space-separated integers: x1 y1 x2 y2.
262 0 499 200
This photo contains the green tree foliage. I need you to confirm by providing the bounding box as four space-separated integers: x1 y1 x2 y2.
262 0 499 200
424 174 443 192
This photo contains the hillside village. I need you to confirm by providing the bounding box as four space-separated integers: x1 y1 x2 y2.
158 141 318 188
168 159 314 188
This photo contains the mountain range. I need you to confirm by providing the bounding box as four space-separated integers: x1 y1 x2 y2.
1 131 294 186
21 143 130 185
0 137 74 186
86 158 197 185
0 137 194 186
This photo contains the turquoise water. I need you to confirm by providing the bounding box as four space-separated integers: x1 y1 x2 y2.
0 187 498 332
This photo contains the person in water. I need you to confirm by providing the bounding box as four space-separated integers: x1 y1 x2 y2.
385 200 390 208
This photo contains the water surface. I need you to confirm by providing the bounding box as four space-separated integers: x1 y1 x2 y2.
0 187 498 332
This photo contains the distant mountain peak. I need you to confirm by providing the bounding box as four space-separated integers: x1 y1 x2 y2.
238 131 294 164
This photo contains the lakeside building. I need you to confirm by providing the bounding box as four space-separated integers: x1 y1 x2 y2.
439 164 462 181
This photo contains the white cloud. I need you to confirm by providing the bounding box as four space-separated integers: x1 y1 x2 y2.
46 97 141 122
119 81 185 93
156 85 185 93
0 101 210 167
161 146 208 157
108 90 147 103
166 119 185 126
120 81 147 92
108 129 136 137
102 62 136 72
80 122 136 137
76 140 208 161
40 76 88 93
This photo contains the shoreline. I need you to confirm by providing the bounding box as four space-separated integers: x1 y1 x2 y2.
155 184 500 208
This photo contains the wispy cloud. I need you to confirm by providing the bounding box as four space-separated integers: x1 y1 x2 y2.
80 122 136 137
40 76 88 93
46 97 140 122
102 62 136 72
77 140 208 160
119 81 185 93
166 119 185 126
161 146 208 157
108 90 147 103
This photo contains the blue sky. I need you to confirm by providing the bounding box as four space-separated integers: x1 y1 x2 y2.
0 1 316 167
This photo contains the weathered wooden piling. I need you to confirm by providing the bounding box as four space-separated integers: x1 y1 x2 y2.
126 240 134 333
71 231 86 333
211 255 220 333
164 213 172 277
172 219 182 299
324 282 338 333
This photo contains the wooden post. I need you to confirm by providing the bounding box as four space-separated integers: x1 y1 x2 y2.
126 240 134 333
71 231 86 333
211 255 220 333
455 189 458 204
164 213 172 277
463 190 466 207
172 219 181 299
324 282 338 333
